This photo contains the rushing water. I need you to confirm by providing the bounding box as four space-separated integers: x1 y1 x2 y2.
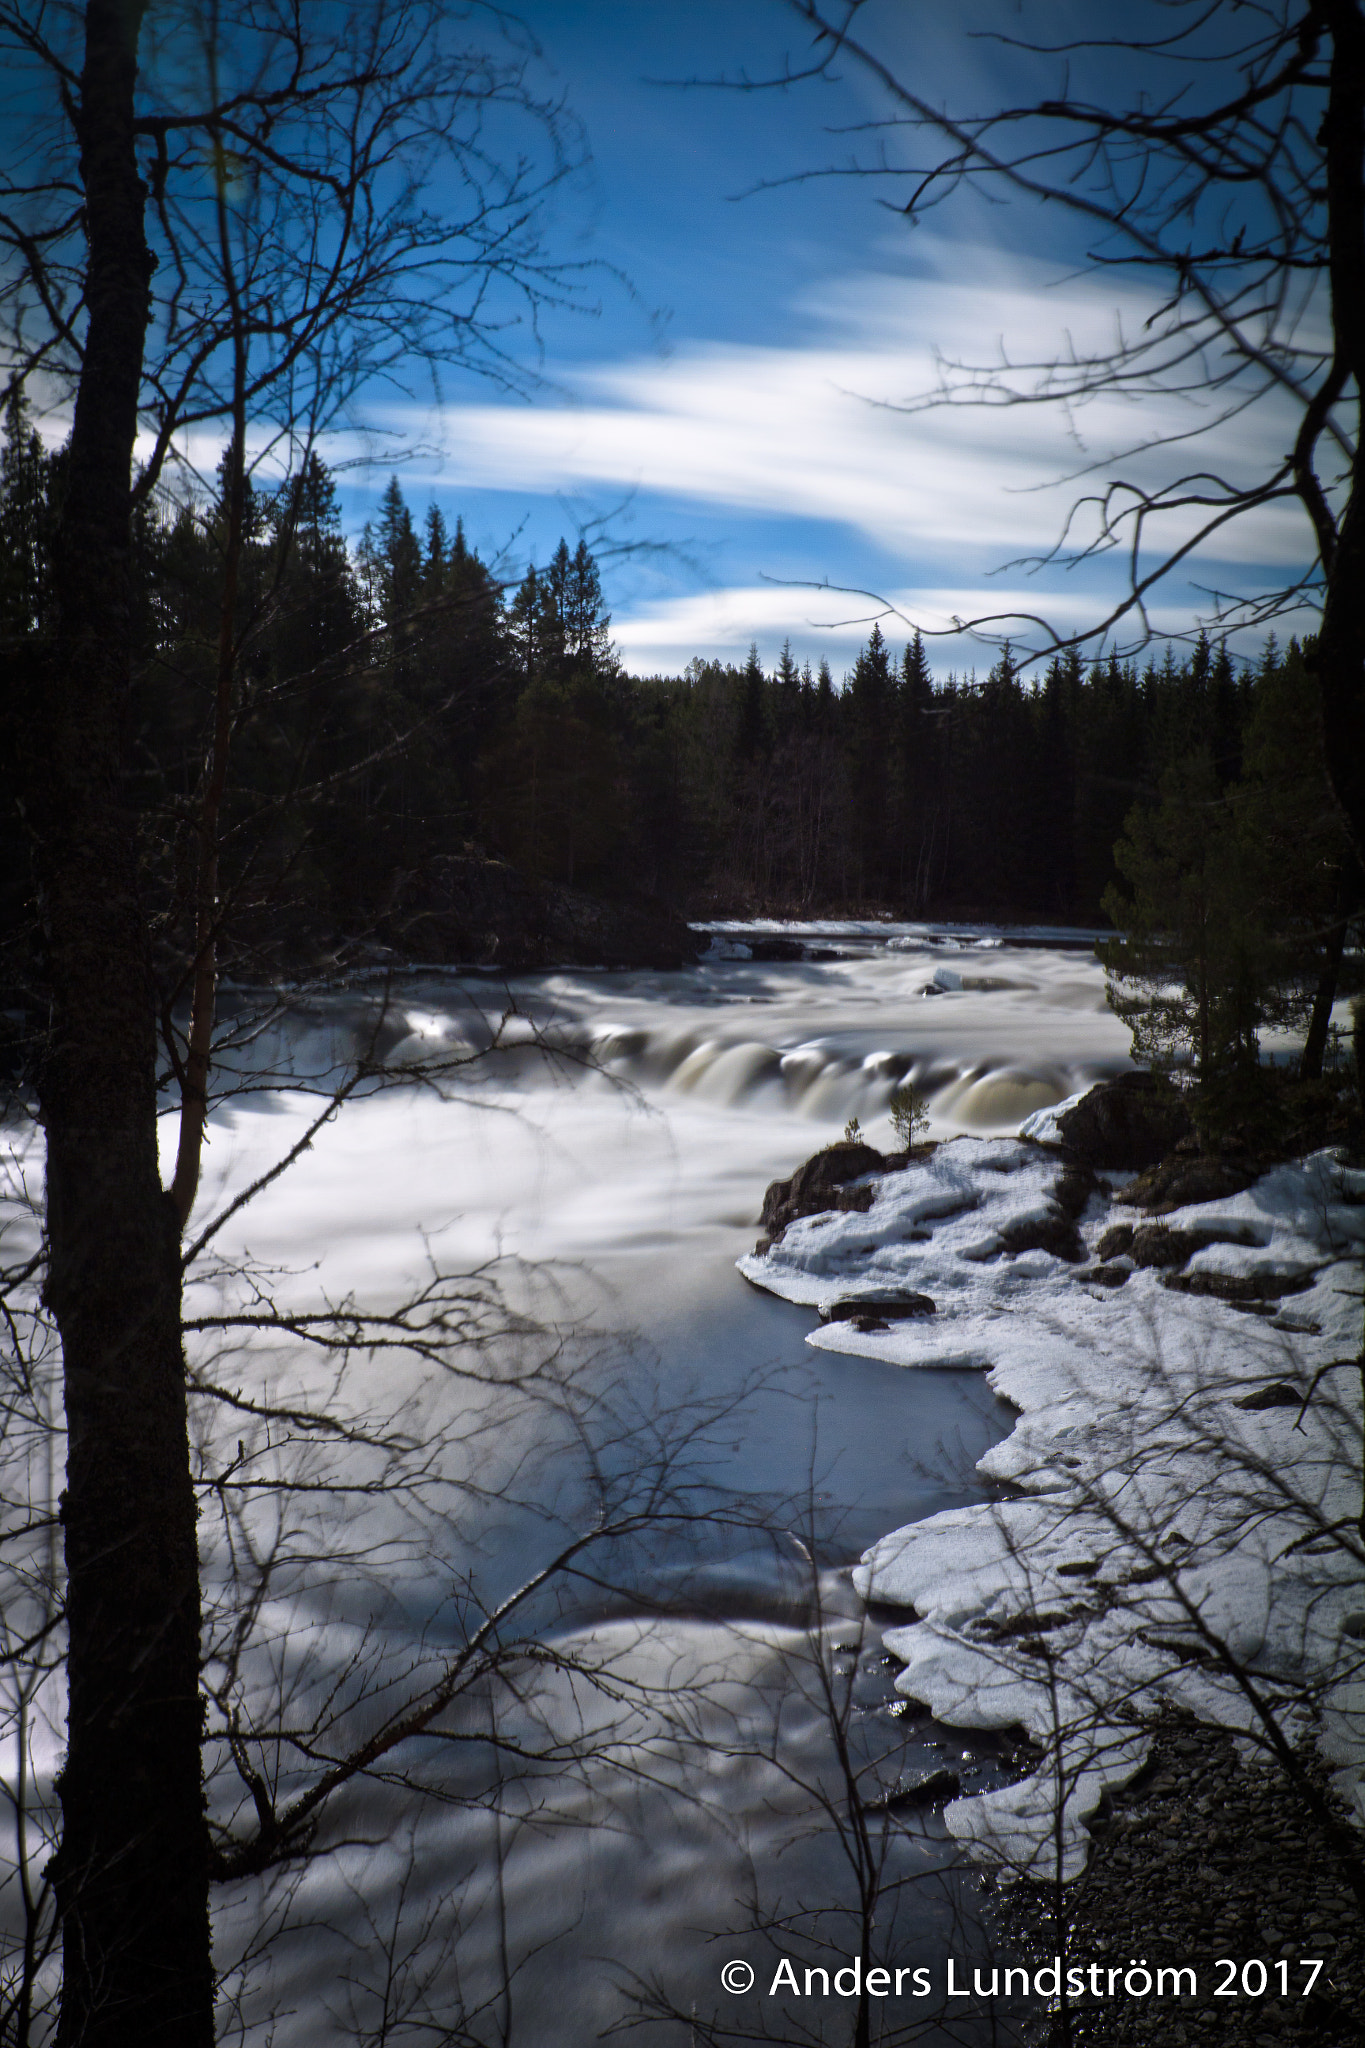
186 923 1132 2045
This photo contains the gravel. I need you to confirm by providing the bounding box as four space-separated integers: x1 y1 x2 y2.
1002 1723 1365 2045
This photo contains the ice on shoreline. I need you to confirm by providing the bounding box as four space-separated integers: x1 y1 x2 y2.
738 1133 1365 1882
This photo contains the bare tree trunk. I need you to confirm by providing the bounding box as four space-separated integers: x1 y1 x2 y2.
26 4 215 2041
1299 865 1359 1081
1314 3 1365 867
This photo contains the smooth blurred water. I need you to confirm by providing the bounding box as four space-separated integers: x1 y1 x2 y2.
190 925 1130 2046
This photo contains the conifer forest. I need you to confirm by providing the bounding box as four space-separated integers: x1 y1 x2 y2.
2 407 1351 982
2 5 1364 2045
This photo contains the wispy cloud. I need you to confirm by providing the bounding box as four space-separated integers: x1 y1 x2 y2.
609 579 1265 677
421 257 1313 576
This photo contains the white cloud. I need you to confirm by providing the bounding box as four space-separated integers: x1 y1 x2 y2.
609 579 1315 677
418 259 1316 576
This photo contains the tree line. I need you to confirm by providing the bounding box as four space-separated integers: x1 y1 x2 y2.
4 408 1348 977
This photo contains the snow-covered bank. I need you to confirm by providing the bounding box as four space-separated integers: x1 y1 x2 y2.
738 1133 1365 1883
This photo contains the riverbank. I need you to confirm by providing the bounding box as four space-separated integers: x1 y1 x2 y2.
739 1099 1365 2032
1006 1721 1365 2044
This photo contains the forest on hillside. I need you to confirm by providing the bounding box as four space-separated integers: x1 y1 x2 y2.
0 408 1351 969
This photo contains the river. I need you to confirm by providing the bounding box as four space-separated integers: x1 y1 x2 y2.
187 922 1132 2045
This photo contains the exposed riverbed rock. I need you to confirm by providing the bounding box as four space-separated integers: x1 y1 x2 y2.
1235 1380 1305 1411
820 1293 937 1331
757 1140 891 1250
1054 1071 1194 1169
864 1764 962 1811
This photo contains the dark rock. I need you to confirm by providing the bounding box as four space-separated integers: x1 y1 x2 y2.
1054 1164 1099 1219
1118 1155 1258 1214
1131 1220 1266 1268
996 1212 1085 1263
1163 1268 1315 1302
1097 1222 1135 1260
1005 1722 1365 2047
1054 1072 1194 1169
1077 1264 1130 1287
1235 1382 1305 1411
865 1765 962 1812
821 1292 936 1328
745 935 807 961
759 1141 888 1242
1131 1223 1201 1269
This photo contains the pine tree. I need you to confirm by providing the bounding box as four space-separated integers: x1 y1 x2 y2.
0 389 50 634
734 641 768 763
848 623 891 896
564 537 614 677
376 474 422 623
422 503 449 602
1101 748 1289 1093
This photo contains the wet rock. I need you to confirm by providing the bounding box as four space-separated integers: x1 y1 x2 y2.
1098 1222 1135 1260
820 1292 936 1330
864 1765 962 1812
745 935 806 961
758 1141 889 1244
1054 1072 1194 1169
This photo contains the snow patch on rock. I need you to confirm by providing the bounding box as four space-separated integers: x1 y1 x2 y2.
739 1135 1365 1883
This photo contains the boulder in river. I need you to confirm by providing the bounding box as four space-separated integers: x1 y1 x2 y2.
820 1293 937 1329
1053 1071 1193 1169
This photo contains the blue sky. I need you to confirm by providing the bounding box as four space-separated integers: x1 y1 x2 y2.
335 1 1319 679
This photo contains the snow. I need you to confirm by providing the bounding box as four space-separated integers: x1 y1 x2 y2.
739 1132 1365 1882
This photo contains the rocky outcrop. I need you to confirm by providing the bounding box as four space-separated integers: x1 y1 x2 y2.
1097 1222 1135 1261
756 1140 891 1250
1163 1267 1315 1303
1118 1153 1258 1214
1054 1071 1193 1168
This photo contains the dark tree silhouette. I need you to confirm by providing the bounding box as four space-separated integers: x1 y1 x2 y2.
0 3 581 2039
775 0 1365 868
